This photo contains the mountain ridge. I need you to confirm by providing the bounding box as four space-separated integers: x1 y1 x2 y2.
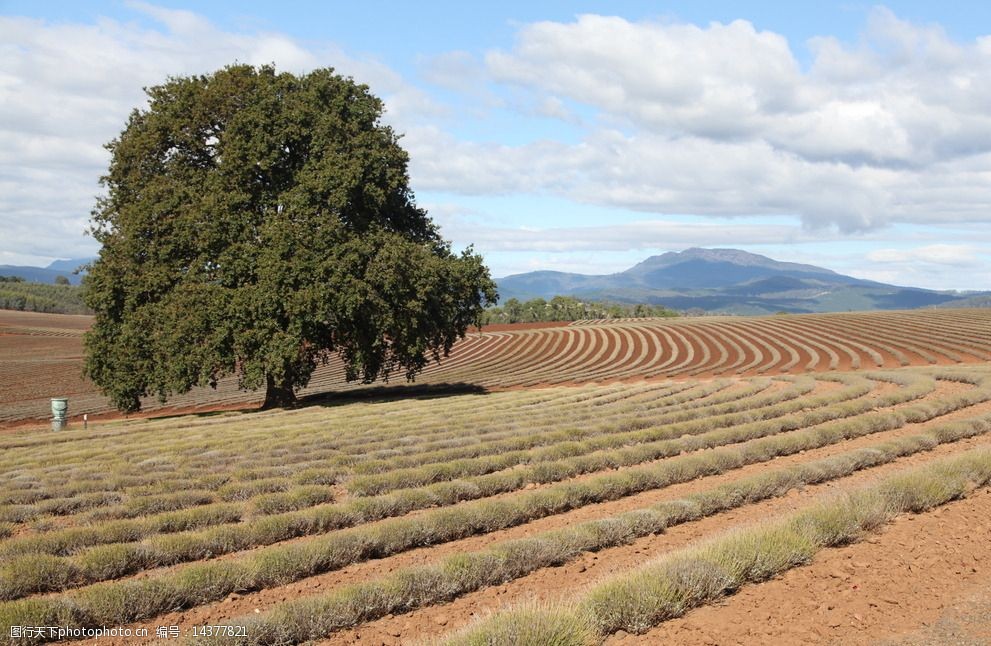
496 248 986 314
0 257 94 286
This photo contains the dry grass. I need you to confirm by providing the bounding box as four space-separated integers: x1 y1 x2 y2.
0 364 987 645
443 446 991 644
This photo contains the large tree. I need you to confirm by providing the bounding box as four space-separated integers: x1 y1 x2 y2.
84 65 496 412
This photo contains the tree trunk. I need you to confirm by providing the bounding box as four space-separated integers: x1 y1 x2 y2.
262 374 297 409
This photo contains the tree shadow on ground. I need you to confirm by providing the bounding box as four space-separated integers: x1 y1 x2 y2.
70 383 490 428
299 382 490 410
1 383 491 434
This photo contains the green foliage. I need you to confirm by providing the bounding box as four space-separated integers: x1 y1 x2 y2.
483 295 676 324
0 281 89 314
83 64 496 412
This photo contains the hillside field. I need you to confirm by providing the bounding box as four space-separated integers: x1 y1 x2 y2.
0 309 990 643
2 308 990 425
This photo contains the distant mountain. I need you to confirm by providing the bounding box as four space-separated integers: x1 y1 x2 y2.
936 294 991 309
46 258 94 274
0 257 94 286
496 248 988 314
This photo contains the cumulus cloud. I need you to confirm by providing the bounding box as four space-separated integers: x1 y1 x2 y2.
0 5 438 263
487 9 991 166
470 8 991 230
406 126 900 231
533 96 577 122
3 3 991 289
419 51 484 93
488 16 803 138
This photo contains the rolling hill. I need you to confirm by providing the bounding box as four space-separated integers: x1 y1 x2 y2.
0 257 93 285
497 248 988 314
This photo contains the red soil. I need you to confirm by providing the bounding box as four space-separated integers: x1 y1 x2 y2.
615 487 991 646
3 308 991 427
477 321 572 333
4 306 988 646
318 389 991 645
71 383 991 646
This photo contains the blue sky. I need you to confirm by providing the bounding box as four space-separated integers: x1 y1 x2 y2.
2 1 990 289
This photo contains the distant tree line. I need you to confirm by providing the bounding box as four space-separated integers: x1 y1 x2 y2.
481 296 677 325
0 277 90 314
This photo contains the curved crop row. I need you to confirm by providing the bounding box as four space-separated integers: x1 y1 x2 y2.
387 309 991 389
63 407 991 645
439 445 991 646
5 310 988 425
0 371 972 603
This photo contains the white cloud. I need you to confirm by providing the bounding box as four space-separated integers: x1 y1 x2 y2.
487 16 803 139
488 9 991 167
3 3 991 293
419 51 483 92
404 125 577 194
406 127 900 231
473 8 991 230
851 243 990 290
438 218 831 253
533 96 579 123
866 244 981 266
0 5 442 264
124 1 211 35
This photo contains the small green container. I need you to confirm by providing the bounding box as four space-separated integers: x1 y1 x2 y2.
51 398 68 431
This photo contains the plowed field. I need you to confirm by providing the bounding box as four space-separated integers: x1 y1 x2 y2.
1 309 991 645
2 308 990 425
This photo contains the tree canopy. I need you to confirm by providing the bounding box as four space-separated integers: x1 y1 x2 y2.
84 65 497 412
0 280 89 314
482 296 677 325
